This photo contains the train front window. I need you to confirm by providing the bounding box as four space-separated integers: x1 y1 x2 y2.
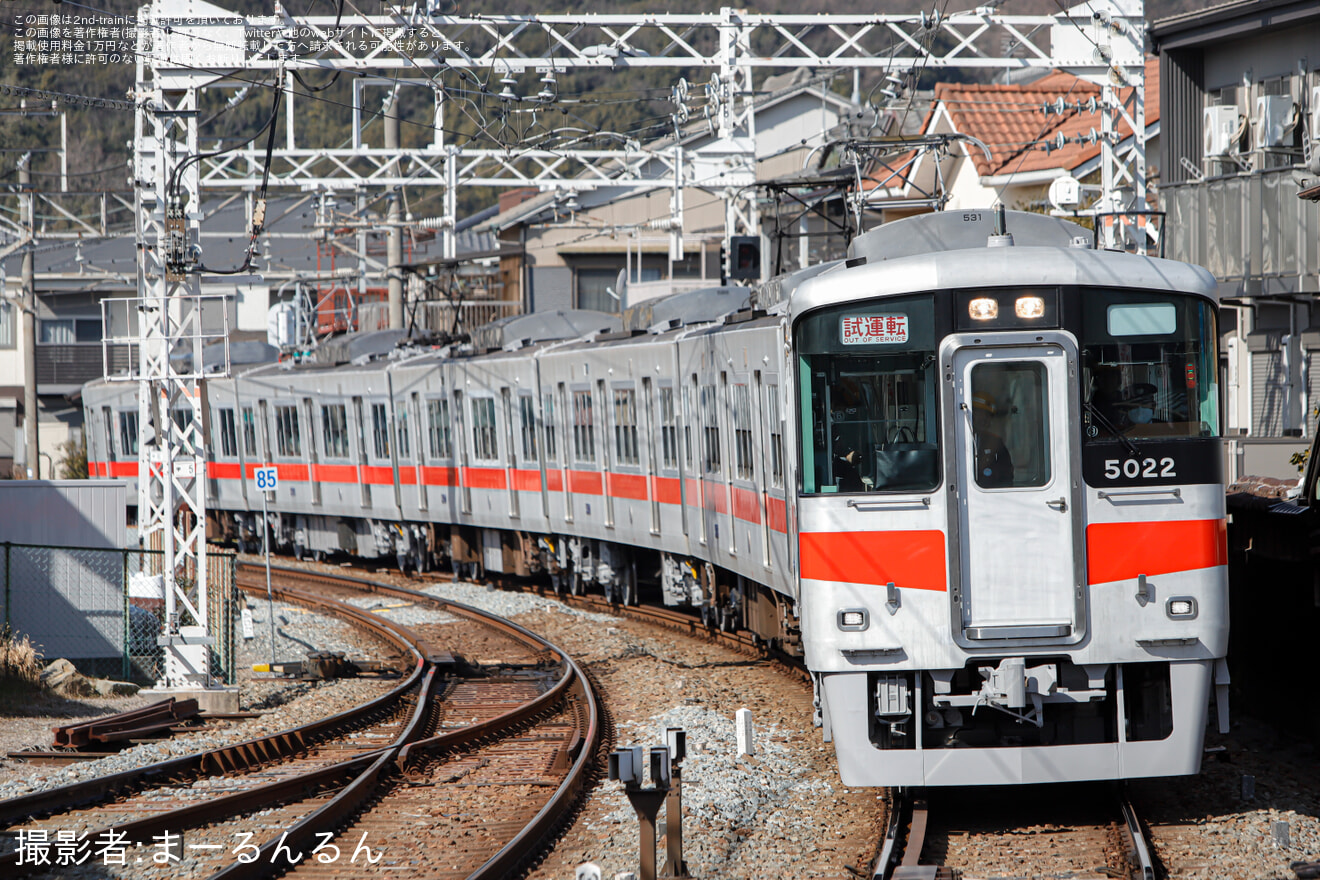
796 294 939 494
1080 291 1219 442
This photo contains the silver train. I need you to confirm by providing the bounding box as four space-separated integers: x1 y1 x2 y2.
83 211 1230 787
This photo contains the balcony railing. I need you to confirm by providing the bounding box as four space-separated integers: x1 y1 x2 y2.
1162 167 1320 285
38 344 131 388
357 301 521 335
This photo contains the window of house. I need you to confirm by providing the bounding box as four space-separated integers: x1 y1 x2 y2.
217 408 238 457
371 402 391 459
427 398 453 459
322 403 350 458
573 390 595 462
471 397 498 461
38 318 102 344
0 302 14 348
576 268 624 313
274 405 301 457
613 388 639 465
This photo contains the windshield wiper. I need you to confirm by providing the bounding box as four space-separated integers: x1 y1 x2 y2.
1082 399 1142 459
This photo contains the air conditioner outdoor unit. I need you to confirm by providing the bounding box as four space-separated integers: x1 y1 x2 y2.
1254 95 1295 148
1203 105 1241 157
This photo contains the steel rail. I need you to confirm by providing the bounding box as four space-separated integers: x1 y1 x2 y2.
207 665 442 880
0 583 425 832
227 563 602 880
1119 789 1157 880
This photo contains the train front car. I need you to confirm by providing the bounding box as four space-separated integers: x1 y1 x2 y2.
792 211 1227 787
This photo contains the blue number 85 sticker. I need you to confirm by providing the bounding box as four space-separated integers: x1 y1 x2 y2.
255 467 278 491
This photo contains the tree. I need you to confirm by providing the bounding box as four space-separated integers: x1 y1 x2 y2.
57 433 87 480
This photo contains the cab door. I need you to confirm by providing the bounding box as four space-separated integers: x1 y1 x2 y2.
949 337 1084 642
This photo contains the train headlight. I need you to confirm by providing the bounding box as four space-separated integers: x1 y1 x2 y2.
1166 597 1198 619
968 297 998 320
1015 296 1046 319
837 608 869 631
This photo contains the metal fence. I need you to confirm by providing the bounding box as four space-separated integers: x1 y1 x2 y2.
1 542 238 685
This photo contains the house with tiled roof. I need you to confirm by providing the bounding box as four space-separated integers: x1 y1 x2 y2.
863 59 1159 221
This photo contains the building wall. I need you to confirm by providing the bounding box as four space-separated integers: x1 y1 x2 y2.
1155 5 1320 439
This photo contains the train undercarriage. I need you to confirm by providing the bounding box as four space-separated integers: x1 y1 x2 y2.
207 509 803 657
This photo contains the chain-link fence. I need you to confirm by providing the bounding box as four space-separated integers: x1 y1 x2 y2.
1 542 238 685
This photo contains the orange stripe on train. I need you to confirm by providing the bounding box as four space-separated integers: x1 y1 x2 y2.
799 530 947 591
1085 518 1227 584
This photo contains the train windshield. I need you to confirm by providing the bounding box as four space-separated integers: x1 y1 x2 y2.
795 294 940 494
1079 290 1219 441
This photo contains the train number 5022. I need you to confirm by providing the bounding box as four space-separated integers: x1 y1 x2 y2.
1104 457 1175 479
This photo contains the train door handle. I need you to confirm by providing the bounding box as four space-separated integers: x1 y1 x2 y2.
1046 497 1068 512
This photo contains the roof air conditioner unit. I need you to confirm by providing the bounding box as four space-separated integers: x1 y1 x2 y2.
1203 105 1240 157
1311 85 1320 142
1254 95 1295 148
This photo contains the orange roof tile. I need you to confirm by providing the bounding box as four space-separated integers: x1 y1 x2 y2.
931 57 1159 178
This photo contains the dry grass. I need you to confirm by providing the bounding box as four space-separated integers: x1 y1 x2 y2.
0 625 43 691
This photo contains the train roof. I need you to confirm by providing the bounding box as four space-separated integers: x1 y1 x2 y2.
623 285 751 332
788 210 1218 317
470 310 621 352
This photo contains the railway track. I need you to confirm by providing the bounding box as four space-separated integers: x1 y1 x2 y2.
871 784 1157 880
0 565 600 880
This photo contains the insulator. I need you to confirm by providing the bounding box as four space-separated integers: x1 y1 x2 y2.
414 216 454 230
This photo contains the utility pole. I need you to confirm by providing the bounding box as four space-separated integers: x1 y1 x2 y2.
385 90 403 331
19 154 37 480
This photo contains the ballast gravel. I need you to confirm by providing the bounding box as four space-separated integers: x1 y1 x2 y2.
2 562 1318 879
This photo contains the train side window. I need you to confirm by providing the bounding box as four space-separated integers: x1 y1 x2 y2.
658 386 678 470
541 393 557 462
101 407 115 462
519 394 539 462
701 383 721 475
371 402 391 459
119 411 139 457
613 387 639 466
1080 291 1219 441
240 406 258 458
396 405 412 461
471 397 498 461
732 383 754 481
322 403 350 459
274 404 302 458
765 384 784 488
683 382 696 471
216 408 238 458
572 389 595 463
426 399 452 459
